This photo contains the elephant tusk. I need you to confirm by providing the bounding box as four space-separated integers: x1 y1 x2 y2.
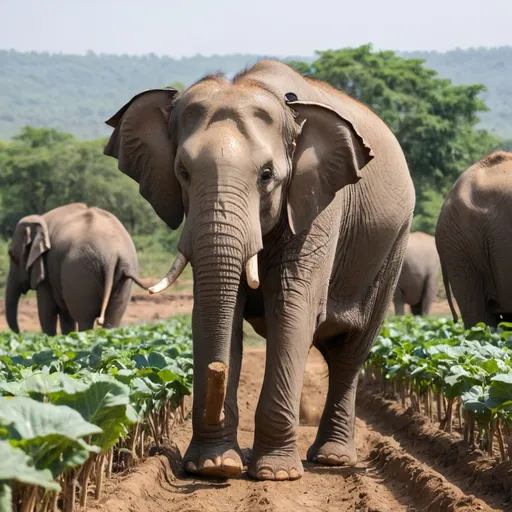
245 254 260 289
148 252 188 295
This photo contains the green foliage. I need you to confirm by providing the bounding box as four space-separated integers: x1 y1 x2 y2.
366 316 512 457
0 317 193 510
0 129 164 239
1 48 511 142
401 47 512 138
290 45 501 233
0 50 286 140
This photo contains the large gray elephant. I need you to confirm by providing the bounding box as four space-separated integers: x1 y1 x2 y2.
436 151 512 328
6 203 147 334
104 60 415 481
393 231 440 316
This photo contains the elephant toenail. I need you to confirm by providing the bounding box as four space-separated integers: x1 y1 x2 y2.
326 454 341 464
223 457 240 468
289 469 301 479
256 468 276 480
185 461 197 472
316 454 328 464
202 458 215 468
275 470 289 480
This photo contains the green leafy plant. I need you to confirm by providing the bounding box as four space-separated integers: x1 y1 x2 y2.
365 316 512 461
0 317 193 511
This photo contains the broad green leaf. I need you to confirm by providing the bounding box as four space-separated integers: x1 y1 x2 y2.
0 441 60 491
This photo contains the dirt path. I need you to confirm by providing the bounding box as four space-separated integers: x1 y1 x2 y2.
90 348 505 512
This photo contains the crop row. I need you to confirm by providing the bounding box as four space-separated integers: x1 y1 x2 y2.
0 317 193 512
364 316 512 461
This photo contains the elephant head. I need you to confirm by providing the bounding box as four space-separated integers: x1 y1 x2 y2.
103 76 373 422
6 215 51 333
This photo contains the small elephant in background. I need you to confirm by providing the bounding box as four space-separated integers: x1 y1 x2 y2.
436 151 512 328
6 203 147 335
393 231 441 316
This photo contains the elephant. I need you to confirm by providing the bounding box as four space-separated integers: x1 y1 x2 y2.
436 151 512 328
103 59 415 481
6 203 147 335
393 231 440 316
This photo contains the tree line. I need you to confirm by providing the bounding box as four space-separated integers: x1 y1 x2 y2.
0 45 509 279
1 46 512 140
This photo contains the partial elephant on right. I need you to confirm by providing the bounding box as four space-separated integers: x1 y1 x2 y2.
435 151 512 328
393 231 440 316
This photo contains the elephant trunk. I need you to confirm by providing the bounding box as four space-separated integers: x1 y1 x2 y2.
189 182 262 427
5 268 22 334
192 226 245 425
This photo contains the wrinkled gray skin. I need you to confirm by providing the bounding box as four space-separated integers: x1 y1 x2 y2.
394 231 440 316
436 151 512 329
104 60 415 481
6 203 146 334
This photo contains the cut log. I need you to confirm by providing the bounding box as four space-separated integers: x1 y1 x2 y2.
205 362 228 425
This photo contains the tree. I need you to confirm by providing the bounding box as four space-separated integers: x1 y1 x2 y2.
288 45 500 233
0 127 166 239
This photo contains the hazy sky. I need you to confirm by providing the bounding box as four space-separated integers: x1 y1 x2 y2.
1 0 510 57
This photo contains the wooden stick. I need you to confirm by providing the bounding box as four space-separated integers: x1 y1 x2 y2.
205 362 228 425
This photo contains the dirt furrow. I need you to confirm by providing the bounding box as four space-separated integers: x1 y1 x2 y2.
88 347 504 512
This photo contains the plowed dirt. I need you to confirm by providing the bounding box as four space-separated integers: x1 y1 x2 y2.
88 348 508 512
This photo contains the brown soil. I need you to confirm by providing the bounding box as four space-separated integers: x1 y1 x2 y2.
88 348 508 512
0 279 195 333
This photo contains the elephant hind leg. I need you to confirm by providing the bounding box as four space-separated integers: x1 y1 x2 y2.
451 271 486 328
36 284 59 336
308 226 410 467
308 332 358 466
102 278 133 328
410 302 423 316
59 311 76 334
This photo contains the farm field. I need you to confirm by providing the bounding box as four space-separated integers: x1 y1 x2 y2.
1 290 511 511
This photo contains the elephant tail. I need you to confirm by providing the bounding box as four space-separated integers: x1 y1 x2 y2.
441 258 458 323
95 262 116 328
124 273 149 291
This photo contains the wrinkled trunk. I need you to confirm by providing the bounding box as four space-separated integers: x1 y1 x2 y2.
5 268 22 333
185 182 261 430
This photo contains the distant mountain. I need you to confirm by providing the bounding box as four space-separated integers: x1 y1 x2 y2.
0 47 511 140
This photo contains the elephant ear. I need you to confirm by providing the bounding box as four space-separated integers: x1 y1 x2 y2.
24 219 51 289
285 99 374 235
103 88 184 230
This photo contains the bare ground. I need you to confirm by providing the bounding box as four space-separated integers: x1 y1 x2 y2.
87 347 508 512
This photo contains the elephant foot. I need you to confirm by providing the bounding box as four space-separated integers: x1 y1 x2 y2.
307 439 357 466
183 440 244 478
247 444 303 481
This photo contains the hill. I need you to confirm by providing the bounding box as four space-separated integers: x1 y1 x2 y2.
0 47 511 140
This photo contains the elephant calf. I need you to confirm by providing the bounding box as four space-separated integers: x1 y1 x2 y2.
436 151 512 328
393 231 440 316
6 203 146 334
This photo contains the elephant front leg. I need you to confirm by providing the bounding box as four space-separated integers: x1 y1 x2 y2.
248 297 315 481
183 301 245 478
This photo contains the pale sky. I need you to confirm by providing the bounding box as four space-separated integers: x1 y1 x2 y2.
0 0 510 57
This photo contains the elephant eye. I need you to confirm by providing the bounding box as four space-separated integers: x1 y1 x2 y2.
178 164 190 182
259 167 275 187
